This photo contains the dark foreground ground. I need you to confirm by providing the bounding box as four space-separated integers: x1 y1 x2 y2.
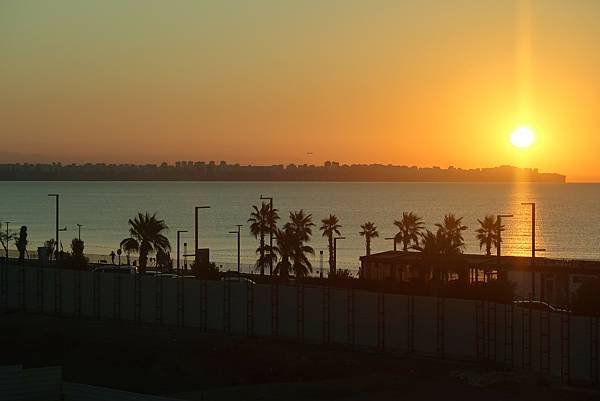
0 309 598 401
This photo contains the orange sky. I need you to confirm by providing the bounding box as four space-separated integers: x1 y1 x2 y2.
1 1 599 181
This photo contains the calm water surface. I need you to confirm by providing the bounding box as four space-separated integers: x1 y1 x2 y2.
1 181 599 272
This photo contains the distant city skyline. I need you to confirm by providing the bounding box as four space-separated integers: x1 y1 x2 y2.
2 1 600 182
0 160 566 183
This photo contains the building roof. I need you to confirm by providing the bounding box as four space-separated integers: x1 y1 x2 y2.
360 251 600 273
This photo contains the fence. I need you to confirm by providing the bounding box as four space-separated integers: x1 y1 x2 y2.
1 264 599 386
0 365 184 401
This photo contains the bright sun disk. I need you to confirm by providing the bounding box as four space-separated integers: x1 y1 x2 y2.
510 127 535 148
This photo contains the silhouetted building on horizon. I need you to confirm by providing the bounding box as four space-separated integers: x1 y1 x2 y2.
0 161 566 183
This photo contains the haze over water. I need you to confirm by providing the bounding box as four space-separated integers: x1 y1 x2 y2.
2 181 599 272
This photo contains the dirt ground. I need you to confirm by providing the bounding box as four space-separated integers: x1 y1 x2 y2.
0 309 598 401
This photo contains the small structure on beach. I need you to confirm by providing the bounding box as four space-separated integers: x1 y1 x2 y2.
359 251 600 305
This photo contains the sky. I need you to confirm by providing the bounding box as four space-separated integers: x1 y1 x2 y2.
1 1 599 182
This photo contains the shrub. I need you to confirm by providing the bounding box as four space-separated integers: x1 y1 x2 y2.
571 278 600 316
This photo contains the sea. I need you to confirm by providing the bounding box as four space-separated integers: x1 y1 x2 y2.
1 181 599 273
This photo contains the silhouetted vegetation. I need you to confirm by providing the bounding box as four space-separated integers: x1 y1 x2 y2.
320 214 342 275
120 212 171 273
63 238 89 270
44 239 56 261
475 215 504 256
0 221 15 260
394 212 424 252
15 226 28 263
248 202 279 275
359 221 378 256
156 248 172 271
191 261 220 279
272 210 315 279
571 278 600 316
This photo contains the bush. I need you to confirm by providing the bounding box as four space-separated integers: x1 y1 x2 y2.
571 278 600 316
328 269 354 280
191 261 220 279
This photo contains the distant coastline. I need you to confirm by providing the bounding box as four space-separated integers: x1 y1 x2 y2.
0 161 566 183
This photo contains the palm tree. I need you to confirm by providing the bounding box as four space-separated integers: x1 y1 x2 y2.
320 214 342 274
284 210 314 241
475 215 505 256
393 212 424 252
120 212 170 272
359 221 379 256
435 213 468 252
15 226 28 263
248 202 279 275
273 227 314 279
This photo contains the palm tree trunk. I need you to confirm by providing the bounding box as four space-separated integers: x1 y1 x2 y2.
259 232 265 276
328 236 334 274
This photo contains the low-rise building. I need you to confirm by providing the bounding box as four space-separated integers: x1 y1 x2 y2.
359 251 600 305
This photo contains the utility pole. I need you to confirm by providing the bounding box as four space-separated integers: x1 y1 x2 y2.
229 224 243 274
48 194 66 260
384 237 397 251
333 236 346 274
521 202 546 299
76 224 82 241
319 250 324 278
194 206 210 265
260 195 274 276
177 230 188 272
496 214 513 257
521 203 537 258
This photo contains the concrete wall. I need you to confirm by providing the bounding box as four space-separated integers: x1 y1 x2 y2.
1 264 599 385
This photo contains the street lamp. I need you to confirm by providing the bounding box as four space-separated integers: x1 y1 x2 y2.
194 206 210 265
521 202 546 299
521 203 538 258
228 224 243 274
260 195 274 276
177 230 188 272
319 250 324 278
48 194 66 260
333 236 346 274
496 214 513 257
384 237 397 251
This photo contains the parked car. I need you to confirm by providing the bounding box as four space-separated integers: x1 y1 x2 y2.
157 273 179 279
141 270 161 276
221 276 256 285
92 265 136 275
513 300 569 313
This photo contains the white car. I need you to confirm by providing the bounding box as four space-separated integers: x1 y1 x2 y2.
513 300 569 313
221 276 256 285
92 265 136 275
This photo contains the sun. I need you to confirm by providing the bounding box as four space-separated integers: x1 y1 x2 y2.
510 126 535 148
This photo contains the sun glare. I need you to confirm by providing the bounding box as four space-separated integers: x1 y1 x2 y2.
510 127 535 148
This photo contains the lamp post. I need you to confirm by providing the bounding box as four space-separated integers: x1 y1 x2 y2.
496 214 513 257
521 202 538 258
333 236 346 274
319 250 324 278
76 224 83 241
228 224 243 274
521 202 546 299
194 206 210 265
260 195 274 276
48 194 66 260
384 237 397 251
177 230 188 272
